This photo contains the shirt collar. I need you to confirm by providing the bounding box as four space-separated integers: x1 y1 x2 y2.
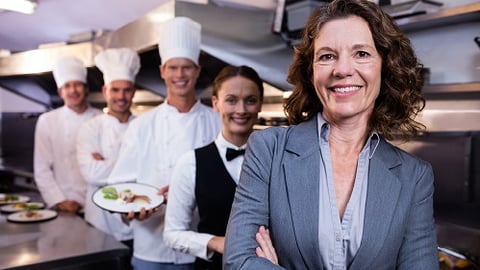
104 112 135 124
215 133 247 150
163 99 201 113
316 113 380 159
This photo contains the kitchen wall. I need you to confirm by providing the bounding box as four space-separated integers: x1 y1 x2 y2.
0 87 44 174
409 23 480 84
0 86 46 112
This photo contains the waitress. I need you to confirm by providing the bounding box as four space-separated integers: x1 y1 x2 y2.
164 65 264 270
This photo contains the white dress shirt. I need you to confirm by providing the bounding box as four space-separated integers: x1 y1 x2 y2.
76 113 135 241
34 105 102 207
107 100 221 263
164 133 245 260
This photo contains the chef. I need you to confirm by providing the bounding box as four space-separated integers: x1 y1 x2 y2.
34 55 102 213
107 17 221 270
76 48 140 245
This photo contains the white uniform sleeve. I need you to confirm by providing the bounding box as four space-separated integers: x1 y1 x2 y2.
107 121 139 184
76 119 117 186
164 151 215 260
34 114 66 207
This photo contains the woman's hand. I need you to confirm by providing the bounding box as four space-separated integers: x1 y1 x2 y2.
255 226 278 265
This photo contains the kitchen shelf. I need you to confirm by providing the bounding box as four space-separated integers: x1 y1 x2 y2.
397 2 480 32
422 82 480 94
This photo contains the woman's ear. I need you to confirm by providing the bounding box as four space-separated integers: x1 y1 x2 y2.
211 95 219 113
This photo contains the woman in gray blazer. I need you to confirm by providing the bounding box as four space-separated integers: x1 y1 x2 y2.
223 0 438 269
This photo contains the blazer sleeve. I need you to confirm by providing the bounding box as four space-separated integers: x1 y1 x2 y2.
223 129 285 270
397 161 438 269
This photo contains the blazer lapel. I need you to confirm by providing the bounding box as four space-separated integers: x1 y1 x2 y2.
350 139 402 269
283 118 323 269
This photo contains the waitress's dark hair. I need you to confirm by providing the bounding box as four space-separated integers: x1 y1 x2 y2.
212 65 264 99
284 0 425 140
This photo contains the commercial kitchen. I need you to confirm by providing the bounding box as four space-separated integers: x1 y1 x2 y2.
0 0 479 269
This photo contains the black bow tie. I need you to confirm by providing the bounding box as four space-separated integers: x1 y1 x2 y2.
226 148 245 161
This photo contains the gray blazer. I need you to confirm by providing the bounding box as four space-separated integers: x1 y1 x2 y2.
224 117 438 270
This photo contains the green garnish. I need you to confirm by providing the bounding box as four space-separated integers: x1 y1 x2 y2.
102 187 118 200
24 204 40 210
0 195 19 202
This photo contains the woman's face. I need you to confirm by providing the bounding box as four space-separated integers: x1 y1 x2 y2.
212 76 262 143
312 15 382 124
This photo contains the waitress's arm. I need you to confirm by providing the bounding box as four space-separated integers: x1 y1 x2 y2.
164 151 216 260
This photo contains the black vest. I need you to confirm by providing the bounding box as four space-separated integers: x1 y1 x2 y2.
194 142 237 270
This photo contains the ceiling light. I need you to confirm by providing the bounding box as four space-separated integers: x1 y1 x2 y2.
0 0 37 14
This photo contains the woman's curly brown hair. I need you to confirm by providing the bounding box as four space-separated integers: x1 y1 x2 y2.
284 0 425 140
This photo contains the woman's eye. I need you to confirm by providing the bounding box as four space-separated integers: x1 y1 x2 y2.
319 54 335 61
226 98 236 104
246 98 258 105
356 51 370 58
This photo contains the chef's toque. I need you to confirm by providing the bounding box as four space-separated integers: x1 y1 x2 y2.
158 17 201 66
53 56 87 88
94 48 141 85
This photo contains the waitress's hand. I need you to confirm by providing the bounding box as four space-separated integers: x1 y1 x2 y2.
256 226 278 265
207 236 225 254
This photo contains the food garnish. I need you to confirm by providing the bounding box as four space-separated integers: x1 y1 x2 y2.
0 194 19 202
101 187 150 204
13 203 40 210
101 187 118 200
22 210 43 219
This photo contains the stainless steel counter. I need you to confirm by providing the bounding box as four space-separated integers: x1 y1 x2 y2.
0 191 130 270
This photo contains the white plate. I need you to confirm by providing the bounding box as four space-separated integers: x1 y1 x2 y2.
92 183 164 214
0 194 30 205
7 209 58 223
1 202 45 213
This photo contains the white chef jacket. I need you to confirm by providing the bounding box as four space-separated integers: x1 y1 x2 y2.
76 113 135 241
34 105 102 207
164 133 245 260
107 100 221 263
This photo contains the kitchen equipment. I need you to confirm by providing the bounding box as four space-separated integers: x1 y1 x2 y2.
381 0 443 19
439 246 480 270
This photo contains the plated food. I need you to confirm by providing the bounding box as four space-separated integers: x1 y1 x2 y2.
7 209 58 223
1 202 45 213
92 183 164 213
0 194 30 205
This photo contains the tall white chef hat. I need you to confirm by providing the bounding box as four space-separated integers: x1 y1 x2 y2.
52 56 87 88
158 17 201 66
94 48 141 85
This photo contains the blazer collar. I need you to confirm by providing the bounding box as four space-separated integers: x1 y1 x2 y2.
283 117 324 269
350 138 402 268
284 117 319 156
